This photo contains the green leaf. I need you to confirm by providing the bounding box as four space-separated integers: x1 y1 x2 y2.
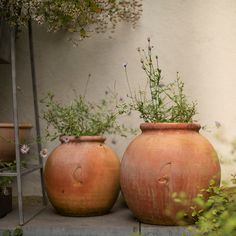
13 227 23 236
2 230 11 236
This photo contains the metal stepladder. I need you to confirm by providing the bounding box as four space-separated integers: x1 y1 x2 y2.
0 21 47 225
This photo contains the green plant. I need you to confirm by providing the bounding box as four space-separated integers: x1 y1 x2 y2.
0 0 142 39
41 91 133 141
0 160 27 193
34 0 143 38
0 0 36 27
172 177 236 236
186 177 236 236
2 227 23 236
0 161 17 192
124 38 197 123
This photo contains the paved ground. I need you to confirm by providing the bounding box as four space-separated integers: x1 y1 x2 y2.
0 197 192 236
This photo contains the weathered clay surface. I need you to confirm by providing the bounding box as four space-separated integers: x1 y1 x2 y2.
44 136 120 216
120 123 221 225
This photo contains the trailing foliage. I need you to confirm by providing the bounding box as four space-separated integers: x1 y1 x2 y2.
124 38 197 123
0 0 36 27
34 0 143 38
41 92 134 140
188 177 236 236
0 0 142 39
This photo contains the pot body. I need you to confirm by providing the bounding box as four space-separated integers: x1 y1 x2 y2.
0 123 32 162
120 123 221 225
44 136 120 216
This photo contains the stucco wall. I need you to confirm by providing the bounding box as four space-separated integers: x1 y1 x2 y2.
1 0 236 195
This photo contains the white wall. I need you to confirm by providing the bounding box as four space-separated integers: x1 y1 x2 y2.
1 0 236 195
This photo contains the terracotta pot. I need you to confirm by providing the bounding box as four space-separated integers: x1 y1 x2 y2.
44 135 120 216
120 123 221 225
0 187 12 218
0 123 33 162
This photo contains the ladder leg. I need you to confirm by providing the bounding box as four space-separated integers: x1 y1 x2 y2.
28 20 47 205
10 27 24 225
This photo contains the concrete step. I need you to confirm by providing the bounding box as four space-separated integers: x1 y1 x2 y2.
0 197 192 236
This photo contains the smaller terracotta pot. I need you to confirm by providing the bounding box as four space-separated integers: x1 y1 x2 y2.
0 123 32 162
44 135 120 216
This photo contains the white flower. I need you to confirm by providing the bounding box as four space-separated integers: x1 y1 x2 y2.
20 144 30 154
34 15 45 25
40 148 48 158
60 136 70 143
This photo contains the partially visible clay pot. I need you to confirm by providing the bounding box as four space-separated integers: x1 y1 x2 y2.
44 135 120 216
120 123 221 225
0 123 32 162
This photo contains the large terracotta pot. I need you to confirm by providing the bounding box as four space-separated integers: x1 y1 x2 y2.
0 123 33 162
120 123 221 225
44 135 120 216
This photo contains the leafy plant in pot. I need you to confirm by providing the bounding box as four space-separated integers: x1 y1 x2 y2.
0 161 16 218
0 150 33 218
41 92 132 216
120 38 221 225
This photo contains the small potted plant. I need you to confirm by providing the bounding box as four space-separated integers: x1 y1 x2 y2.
0 152 31 218
120 38 221 225
41 92 132 216
0 161 16 218
0 181 12 218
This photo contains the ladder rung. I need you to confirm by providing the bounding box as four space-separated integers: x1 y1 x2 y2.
0 164 43 177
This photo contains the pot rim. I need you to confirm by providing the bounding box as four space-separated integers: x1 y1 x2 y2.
0 123 33 129
59 135 106 143
140 122 201 131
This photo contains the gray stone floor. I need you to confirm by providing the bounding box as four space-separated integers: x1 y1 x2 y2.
0 197 192 236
